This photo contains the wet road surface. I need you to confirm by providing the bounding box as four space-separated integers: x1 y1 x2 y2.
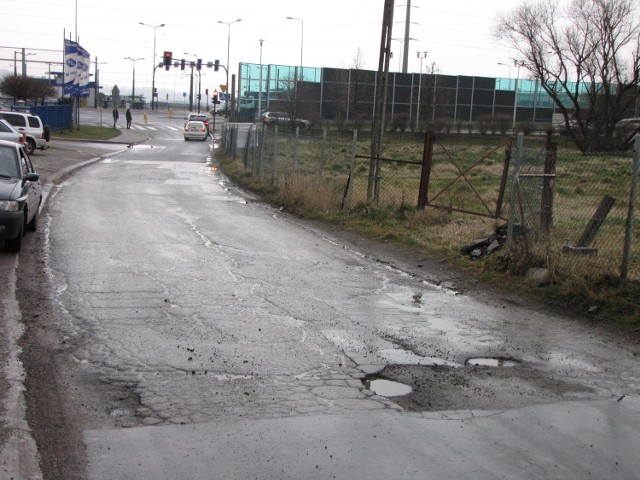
14 128 640 479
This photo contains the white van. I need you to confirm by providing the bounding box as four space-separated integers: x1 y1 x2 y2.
0 111 49 154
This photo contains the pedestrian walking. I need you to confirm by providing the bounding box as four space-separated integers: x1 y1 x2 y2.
112 107 119 128
125 107 132 129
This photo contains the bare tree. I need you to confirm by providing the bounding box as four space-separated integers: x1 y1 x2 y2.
494 0 640 152
0 75 57 104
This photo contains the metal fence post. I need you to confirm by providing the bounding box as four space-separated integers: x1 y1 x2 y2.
507 133 524 244
417 130 434 209
621 136 640 282
541 139 557 237
258 126 265 182
272 125 278 186
341 129 358 209
293 126 300 173
319 127 327 176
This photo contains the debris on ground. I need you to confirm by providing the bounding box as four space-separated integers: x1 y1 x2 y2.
460 224 508 259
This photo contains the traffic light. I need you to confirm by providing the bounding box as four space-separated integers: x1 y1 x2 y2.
213 90 219 104
180 58 185 70
196 58 202 71
163 51 172 70
205 88 209 95
214 59 219 72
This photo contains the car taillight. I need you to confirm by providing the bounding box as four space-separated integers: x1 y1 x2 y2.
184 127 189 131
201 126 206 132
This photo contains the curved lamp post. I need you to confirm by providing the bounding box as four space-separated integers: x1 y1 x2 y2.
139 22 165 111
124 56 144 106
217 19 242 99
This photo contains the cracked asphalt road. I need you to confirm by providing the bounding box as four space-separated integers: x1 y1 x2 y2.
11 122 640 479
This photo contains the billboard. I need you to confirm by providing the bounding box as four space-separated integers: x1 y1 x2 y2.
64 39 91 97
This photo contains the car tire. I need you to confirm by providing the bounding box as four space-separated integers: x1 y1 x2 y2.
27 207 38 232
25 138 36 155
6 217 23 253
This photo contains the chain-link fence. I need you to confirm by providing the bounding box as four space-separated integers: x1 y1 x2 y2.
221 123 640 282
509 135 640 281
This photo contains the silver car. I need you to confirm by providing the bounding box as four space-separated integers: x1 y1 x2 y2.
183 121 209 141
0 119 26 145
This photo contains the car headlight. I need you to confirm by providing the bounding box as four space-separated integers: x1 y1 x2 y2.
0 200 20 212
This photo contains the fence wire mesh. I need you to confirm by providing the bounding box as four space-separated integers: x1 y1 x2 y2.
509 137 639 281
221 124 640 282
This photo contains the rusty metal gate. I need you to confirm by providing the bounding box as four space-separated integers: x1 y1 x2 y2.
421 132 512 220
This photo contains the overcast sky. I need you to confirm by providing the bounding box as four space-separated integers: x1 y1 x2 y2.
1 0 526 101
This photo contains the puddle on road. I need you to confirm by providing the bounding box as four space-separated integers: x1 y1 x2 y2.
466 357 520 367
363 378 412 397
126 144 156 150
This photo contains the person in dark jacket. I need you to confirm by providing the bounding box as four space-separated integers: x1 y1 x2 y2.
125 107 132 129
112 108 119 128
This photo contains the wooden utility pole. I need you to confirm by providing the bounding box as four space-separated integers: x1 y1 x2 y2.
368 0 394 203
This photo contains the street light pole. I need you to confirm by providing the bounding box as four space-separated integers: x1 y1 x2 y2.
139 22 165 111
184 52 198 112
124 56 144 106
286 17 304 78
512 61 524 131
218 19 241 99
258 39 264 117
415 51 428 132
392 38 417 72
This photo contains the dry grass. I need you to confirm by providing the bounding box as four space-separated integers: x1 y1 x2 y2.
217 130 640 331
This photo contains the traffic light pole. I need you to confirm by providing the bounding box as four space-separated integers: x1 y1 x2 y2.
152 63 162 111
197 70 202 113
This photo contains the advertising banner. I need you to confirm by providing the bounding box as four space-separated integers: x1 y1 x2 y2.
64 39 91 97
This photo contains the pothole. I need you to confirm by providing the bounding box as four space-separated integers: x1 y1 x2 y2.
362 377 412 397
465 357 520 367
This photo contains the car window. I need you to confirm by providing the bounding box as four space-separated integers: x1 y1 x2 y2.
0 113 26 128
0 145 19 177
0 121 10 132
28 116 41 128
20 150 29 174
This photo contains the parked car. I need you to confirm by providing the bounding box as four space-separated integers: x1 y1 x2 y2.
184 112 209 131
184 121 209 141
615 117 640 137
0 111 49 155
260 111 311 130
0 119 26 146
0 139 42 252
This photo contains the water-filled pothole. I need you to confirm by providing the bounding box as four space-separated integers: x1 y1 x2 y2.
363 378 412 397
466 357 520 367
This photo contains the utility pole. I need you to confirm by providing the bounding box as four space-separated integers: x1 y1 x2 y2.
369 0 394 203
402 0 411 73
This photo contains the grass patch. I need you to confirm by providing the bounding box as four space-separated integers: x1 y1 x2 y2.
51 125 121 141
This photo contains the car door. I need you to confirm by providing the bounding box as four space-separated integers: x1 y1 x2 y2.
19 147 41 222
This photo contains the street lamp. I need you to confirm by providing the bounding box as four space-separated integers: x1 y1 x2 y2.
258 39 264 117
512 61 525 131
392 37 417 72
217 19 241 100
14 50 35 76
286 17 304 79
415 51 428 132
184 52 199 112
124 56 144 106
139 22 165 111
497 62 512 79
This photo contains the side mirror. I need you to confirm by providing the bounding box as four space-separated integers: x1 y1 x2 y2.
24 172 40 183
